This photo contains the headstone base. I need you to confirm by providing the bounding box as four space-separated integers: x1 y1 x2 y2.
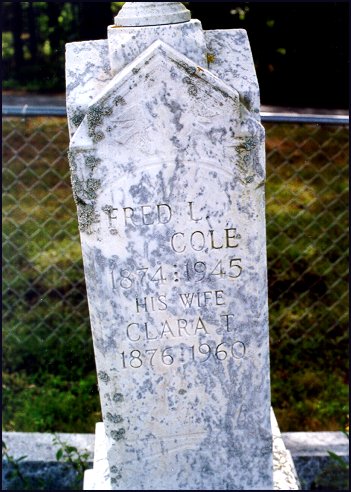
83 409 300 490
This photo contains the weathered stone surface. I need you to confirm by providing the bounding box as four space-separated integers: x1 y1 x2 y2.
271 410 301 490
84 412 301 491
204 29 261 119
66 40 112 138
114 2 191 27
108 20 207 76
66 3 273 490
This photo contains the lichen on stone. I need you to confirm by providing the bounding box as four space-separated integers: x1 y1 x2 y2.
111 428 126 441
114 96 126 106
234 137 259 174
67 149 79 173
237 136 257 153
68 151 102 233
98 371 110 383
113 393 124 403
188 85 198 97
72 173 100 200
71 108 86 129
92 131 105 143
87 103 113 142
106 412 123 424
85 155 102 170
85 178 101 200
80 207 99 234
110 464 122 483
102 205 114 215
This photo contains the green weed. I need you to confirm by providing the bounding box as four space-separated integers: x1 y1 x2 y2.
2 436 91 490
53 435 90 490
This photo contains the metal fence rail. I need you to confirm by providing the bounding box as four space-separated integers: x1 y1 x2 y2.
2 104 350 124
2 109 349 424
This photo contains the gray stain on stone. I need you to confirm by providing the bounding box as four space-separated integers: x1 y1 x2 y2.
111 429 126 441
98 371 110 383
112 393 124 403
71 108 86 128
106 413 124 424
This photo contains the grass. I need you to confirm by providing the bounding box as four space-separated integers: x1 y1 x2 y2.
265 122 349 430
2 117 349 433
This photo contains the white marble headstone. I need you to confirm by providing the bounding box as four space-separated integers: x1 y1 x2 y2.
66 2 273 489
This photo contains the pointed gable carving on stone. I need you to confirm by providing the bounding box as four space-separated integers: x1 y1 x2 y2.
70 40 264 183
68 40 265 238
71 41 240 155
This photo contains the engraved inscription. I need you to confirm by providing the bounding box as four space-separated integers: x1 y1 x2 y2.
110 258 242 291
126 317 209 341
170 228 240 253
103 199 248 371
119 341 246 370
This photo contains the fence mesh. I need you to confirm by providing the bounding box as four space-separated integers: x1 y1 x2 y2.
2 113 349 429
265 123 348 343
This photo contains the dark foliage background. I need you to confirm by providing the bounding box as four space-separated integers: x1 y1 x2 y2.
2 1 349 108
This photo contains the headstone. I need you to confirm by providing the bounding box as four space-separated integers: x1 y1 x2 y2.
66 3 296 490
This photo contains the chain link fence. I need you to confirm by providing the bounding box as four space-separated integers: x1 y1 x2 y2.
2 108 349 429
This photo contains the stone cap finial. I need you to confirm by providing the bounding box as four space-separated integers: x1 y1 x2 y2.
114 2 191 27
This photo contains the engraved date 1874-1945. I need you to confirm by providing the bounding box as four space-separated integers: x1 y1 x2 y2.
111 258 243 291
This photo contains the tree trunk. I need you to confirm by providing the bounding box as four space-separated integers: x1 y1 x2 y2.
28 2 38 62
47 2 61 57
12 2 24 75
